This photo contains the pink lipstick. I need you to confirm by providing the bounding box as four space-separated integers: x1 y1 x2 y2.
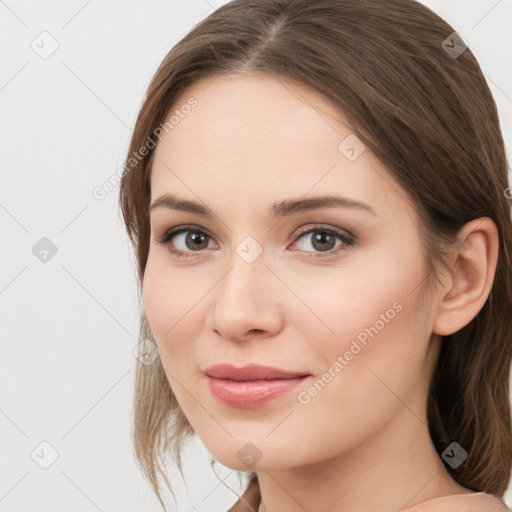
204 363 311 408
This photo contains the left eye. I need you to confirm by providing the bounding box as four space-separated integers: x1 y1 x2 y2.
155 225 355 259
291 227 354 256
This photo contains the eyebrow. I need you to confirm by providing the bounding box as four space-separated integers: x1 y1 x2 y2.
148 193 378 219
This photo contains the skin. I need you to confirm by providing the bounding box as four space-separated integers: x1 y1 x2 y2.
143 74 499 512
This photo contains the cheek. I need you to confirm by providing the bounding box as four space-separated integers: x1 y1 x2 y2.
142 264 184 377
291 244 428 399
142 254 199 340
142 267 194 409
282 246 421 351
293 253 429 426
142 256 210 382
142 260 168 339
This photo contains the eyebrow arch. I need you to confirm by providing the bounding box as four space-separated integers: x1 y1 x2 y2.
148 193 378 219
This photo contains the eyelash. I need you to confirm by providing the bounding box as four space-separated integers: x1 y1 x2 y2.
155 224 356 260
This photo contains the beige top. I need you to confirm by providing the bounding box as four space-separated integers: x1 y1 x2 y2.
227 478 511 512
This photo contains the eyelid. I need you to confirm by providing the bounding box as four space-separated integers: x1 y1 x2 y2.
155 224 216 244
155 223 354 242
287 224 355 256
292 223 355 241
155 223 356 258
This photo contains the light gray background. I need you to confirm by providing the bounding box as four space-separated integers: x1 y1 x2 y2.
1 0 511 511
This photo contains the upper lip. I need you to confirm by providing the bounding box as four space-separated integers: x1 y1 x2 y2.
204 363 310 381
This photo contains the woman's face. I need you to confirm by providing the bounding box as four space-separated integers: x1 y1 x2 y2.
143 74 441 471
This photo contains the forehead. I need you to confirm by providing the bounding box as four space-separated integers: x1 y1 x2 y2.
149 74 415 222
158 74 347 166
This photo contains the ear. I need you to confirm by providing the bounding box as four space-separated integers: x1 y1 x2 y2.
433 217 499 336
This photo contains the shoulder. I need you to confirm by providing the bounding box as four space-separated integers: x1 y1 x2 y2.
402 491 511 512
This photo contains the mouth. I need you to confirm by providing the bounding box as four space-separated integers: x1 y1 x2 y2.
204 363 312 408
204 363 311 381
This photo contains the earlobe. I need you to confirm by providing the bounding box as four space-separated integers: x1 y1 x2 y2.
433 217 499 336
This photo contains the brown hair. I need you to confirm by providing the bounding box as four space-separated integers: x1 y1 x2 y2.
118 0 512 508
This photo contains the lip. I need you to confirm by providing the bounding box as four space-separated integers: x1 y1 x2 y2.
204 363 310 381
204 363 311 408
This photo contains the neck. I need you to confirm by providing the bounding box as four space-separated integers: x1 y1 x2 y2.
255 401 470 512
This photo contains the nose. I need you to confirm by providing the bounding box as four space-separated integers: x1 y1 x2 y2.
206 250 283 343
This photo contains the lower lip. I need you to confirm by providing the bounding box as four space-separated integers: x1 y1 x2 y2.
206 375 310 408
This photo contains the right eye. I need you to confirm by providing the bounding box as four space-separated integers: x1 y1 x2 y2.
155 225 217 258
